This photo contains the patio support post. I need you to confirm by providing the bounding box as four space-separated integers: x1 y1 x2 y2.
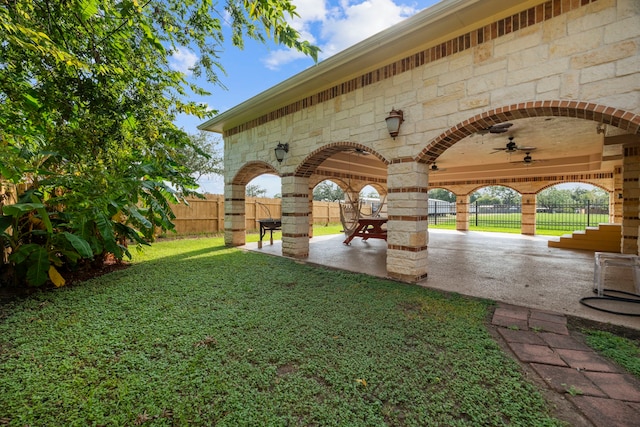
308 186 314 238
456 194 470 232
622 140 640 254
224 183 246 247
386 161 429 282
281 175 310 258
612 165 623 224
521 194 536 235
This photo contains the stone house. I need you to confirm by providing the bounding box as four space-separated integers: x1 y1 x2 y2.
199 0 640 283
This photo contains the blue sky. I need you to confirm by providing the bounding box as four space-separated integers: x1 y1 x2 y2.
172 0 442 195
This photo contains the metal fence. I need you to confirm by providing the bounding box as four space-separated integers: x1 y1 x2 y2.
471 202 522 229
428 199 457 225
535 201 609 231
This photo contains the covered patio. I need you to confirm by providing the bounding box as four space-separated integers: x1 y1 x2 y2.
246 229 640 330
201 0 639 285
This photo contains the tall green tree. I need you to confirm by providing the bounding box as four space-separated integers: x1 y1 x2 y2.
428 189 455 203
537 187 572 207
0 0 318 287
246 184 267 198
313 181 344 202
472 186 521 205
180 132 224 182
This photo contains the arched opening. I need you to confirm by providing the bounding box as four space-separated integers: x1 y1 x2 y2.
224 162 282 247
296 143 389 244
468 185 522 233
246 175 282 198
536 183 611 235
312 179 346 202
418 101 638 165
427 188 457 229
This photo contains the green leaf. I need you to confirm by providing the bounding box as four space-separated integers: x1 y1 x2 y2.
95 212 120 256
125 205 152 229
0 215 13 232
8 243 40 265
2 203 46 217
26 246 50 286
22 93 41 110
32 201 53 234
78 0 99 22
63 232 94 258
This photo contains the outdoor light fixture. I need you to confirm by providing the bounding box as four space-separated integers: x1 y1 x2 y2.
274 142 289 163
385 108 404 139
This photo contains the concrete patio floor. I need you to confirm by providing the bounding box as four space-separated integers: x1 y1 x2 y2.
245 229 640 331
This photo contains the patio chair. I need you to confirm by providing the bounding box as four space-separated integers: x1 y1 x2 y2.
593 252 640 297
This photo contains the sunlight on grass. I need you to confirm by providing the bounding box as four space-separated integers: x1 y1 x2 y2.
0 238 566 426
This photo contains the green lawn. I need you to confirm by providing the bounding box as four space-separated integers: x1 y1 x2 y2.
429 213 611 236
0 236 568 426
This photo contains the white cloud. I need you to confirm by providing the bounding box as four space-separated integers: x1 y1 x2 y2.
321 0 417 57
289 0 328 30
263 0 419 70
169 48 199 76
263 49 309 71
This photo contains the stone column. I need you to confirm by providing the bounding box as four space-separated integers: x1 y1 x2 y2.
386 161 429 283
622 143 640 254
281 175 310 258
521 193 536 235
308 186 314 238
612 166 623 224
224 183 246 247
455 194 470 231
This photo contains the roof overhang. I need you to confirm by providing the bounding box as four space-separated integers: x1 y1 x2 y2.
198 0 545 134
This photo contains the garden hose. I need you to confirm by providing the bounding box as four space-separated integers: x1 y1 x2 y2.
579 289 640 316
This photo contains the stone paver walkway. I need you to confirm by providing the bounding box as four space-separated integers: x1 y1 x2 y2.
492 303 640 427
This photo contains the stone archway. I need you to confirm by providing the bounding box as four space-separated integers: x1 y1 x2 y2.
277 142 389 259
418 101 640 252
295 141 389 178
417 101 640 164
224 161 281 247
231 161 280 186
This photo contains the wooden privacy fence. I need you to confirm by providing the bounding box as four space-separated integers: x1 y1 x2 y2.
169 195 345 235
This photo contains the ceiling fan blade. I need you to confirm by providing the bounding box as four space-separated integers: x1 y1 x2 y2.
478 122 513 134
491 123 513 129
516 146 537 151
351 148 370 155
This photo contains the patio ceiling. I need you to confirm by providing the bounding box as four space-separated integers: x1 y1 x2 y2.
315 115 624 187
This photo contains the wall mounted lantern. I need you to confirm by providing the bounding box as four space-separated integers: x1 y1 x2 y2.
385 108 404 139
274 142 289 163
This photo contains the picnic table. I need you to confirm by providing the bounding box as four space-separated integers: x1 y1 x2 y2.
343 217 388 245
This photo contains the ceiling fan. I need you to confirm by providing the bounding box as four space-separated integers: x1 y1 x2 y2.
429 163 446 172
510 152 547 165
476 122 513 135
491 136 536 154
